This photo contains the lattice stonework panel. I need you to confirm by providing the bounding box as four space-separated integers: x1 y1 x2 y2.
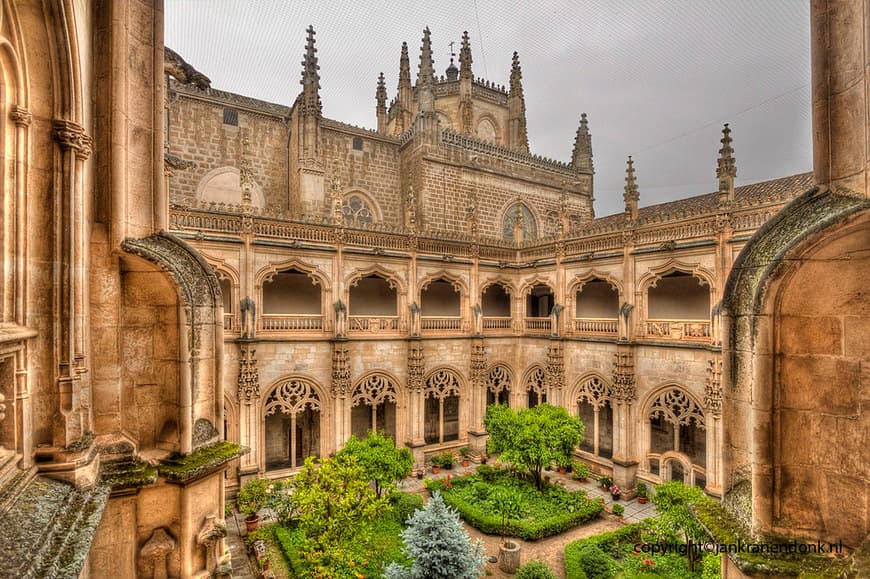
487 364 511 394
265 379 321 416
352 374 398 407
576 376 611 409
648 387 705 428
526 366 546 395
424 369 461 400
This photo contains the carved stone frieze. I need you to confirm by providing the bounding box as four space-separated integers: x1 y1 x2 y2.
331 343 351 397
611 351 636 402
705 358 723 416
53 119 93 159
545 343 564 390
237 344 260 403
407 340 424 391
9 106 31 127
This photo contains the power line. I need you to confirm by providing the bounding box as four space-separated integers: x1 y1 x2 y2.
472 0 488 78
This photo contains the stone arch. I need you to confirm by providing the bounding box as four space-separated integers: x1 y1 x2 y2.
423 367 464 445
475 114 499 143
341 189 382 225
345 264 405 296
418 270 468 296
570 373 614 459
567 270 623 301
256 258 330 291
485 362 513 407
195 166 265 208
261 374 326 470
121 233 223 454
640 384 707 486
480 278 516 296
519 277 555 297
350 371 403 440
501 201 539 242
522 364 547 408
722 187 869 547
637 259 714 296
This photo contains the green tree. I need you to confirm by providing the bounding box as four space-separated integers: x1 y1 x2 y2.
291 455 388 550
484 403 585 490
383 491 486 579
650 481 708 571
336 431 413 497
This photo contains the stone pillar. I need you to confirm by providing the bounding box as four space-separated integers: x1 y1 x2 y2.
467 339 488 455
406 339 426 465
610 349 638 492
331 340 351 451
704 358 724 496
811 0 870 198
237 343 261 477
140 528 176 579
545 340 564 406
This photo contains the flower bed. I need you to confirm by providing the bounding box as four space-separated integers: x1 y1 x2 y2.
424 469 603 540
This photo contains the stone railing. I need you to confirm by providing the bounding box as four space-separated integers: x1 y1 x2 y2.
524 317 551 334
572 318 617 335
644 319 711 341
440 130 577 175
421 317 463 332
349 316 401 334
482 317 512 332
259 314 324 332
223 313 238 332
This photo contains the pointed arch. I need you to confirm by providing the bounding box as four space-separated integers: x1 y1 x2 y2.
341 189 382 224
571 372 614 459
519 276 556 297
485 362 513 407
423 367 464 445
522 364 547 407
637 259 714 294
567 269 623 298
501 200 539 241
345 264 405 294
418 270 468 295
256 257 330 291
642 384 706 427
262 374 327 470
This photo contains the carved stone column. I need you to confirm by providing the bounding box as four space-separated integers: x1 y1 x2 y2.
331 341 351 451
406 339 425 465
545 341 564 406
704 358 724 496
237 343 260 477
611 349 638 492
140 527 176 579
195 515 227 575
467 339 488 454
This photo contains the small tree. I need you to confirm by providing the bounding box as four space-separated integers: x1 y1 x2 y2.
650 481 708 571
491 487 524 543
237 478 269 521
291 455 388 550
384 492 486 579
336 431 414 497
485 403 585 489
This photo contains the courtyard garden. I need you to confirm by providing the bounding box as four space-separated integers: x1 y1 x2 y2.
228 407 733 578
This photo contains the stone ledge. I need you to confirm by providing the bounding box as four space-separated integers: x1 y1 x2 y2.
158 441 248 484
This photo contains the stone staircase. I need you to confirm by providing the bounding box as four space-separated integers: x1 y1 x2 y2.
0 457 109 578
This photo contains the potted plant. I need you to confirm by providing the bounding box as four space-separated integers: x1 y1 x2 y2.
440 451 455 470
237 478 269 532
430 454 443 474
636 481 649 504
611 503 625 518
480 453 488 465
459 447 470 467
598 475 612 490
609 484 622 501
557 457 571 475
572 461 591 482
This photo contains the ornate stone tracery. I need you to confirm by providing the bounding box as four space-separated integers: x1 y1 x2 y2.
576 375 611 409
264 378 321 416
525 365 546 396
704 359 723 416
648 387 705 428
486 364 511 395
424 368 461 399
351 373 398 407
237 345 260 403
611 351 636 401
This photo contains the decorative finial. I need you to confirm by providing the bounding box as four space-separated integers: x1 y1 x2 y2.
446 41 459 81
376 72 387 107
398 42 411 87
624 156 640 220
717 123 736 180
300 25 321 114
417 27 434 87
459 31 472 79
572 113 593 171
239 137 253 204
510 52 523 95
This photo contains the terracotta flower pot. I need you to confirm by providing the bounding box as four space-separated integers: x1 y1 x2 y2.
432 466 440 474
462 459 470 467
638 497 648 504
245 514 260 533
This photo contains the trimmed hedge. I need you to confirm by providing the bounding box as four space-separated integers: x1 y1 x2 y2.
426 473 604 540
516 560 558 579
564 524 646 579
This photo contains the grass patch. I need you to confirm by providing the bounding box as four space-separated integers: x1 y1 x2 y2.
425 469 603 540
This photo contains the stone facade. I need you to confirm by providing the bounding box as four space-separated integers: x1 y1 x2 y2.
165 25 822 508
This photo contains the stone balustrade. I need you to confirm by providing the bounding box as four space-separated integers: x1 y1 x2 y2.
573 317 618 335
259 314 324 332
644 319 711 341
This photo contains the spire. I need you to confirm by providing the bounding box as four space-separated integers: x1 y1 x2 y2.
572 113 593 172
376 72 387 133
239 137 253 205
300 25 321 116
717 123 736 201
507 52 529 152
416 27 435 113
459 31 472 80
624 156 639 220
417 27 434 87
398 42 411 89
509 51 523 96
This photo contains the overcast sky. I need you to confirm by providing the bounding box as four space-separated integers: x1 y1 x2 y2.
165 0 811 217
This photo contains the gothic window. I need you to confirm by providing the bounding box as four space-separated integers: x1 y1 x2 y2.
476 118 497 143
485 364 511 407
342 194 374 225
526 284 554 318
502 203 537 242
420 279 461 317
575 279 619 319
525 365 547 408
575 376 613 459
424 369 461 444
264 378 321 469
481 283 511 317
647 387 706 475
647 271 710 321
351 373 398 440
262 269 322 316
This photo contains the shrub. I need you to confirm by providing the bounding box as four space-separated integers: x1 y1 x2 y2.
476 464 499 482
267 479 295 526
702 553 722 579
516 560 557 579
390 491 425 524
636 481 649 498
336 431 413 498
237 478 269 519
573 461 591 480
596 475 612 488
577 545 614 579
611 503 624 517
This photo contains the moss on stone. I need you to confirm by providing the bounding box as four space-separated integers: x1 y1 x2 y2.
694 499 850 577
101 458 158 490
65 431 95 453
158 441 246 482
